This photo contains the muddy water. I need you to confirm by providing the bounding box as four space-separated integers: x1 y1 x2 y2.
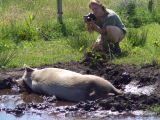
0 61 160 119
125 81 157 95
0 112 160 120
0 89 160 120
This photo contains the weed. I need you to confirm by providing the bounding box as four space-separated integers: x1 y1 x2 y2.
82 49 107 68
66 32 94 51
116 0 159 28
127 28 148 47
126 0 136 16
0 50 16 68
150 106 160 112
152 40 160 47
37 22 65 41
0 40 17 68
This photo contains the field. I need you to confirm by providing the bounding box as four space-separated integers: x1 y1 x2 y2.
0 0 160 68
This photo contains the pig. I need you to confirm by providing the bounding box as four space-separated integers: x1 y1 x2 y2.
18 66 123 102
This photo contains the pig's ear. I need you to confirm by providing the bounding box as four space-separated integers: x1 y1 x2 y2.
23 64 34 72
25 66 34 72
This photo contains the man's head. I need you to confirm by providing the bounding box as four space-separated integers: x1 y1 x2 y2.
89 0 106 17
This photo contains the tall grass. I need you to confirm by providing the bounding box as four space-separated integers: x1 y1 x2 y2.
0 50 16 68
115 0 160 27
0 40 16 68
127 28 148 47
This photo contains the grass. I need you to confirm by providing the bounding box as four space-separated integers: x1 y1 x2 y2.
8 40 83 68
150 106 160 113
112 23 160 66
0 0 160 68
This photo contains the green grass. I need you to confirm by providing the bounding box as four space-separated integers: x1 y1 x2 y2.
150 106 160 113
112 23 160 66
8 40 83 68
0 0 160 68
112 24 160 65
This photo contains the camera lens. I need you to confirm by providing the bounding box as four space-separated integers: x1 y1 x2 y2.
87 17 92 22
85 13 96 22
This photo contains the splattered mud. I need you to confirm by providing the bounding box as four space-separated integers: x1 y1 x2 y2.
0 60 160 119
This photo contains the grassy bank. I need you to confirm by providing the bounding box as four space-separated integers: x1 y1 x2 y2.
0 0 160 68
113 23 160 65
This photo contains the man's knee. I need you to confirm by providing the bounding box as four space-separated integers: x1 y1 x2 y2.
106 26 116 34
106 25 113 30
106 26 124 43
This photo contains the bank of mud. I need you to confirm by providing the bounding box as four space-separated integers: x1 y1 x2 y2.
0 61 160 117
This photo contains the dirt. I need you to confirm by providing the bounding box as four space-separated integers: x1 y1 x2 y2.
0 57 160 117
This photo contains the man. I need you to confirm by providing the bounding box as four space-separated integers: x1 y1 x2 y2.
85 0 126 56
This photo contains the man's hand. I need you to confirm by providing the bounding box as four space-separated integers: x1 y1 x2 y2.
87 21 107 34
87 21 95 32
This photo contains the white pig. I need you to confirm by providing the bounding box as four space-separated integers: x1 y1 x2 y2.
19 66 123 102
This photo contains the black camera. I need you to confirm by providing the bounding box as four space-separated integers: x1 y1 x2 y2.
85 13 96 22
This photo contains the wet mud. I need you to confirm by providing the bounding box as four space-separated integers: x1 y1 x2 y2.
0 59 160 118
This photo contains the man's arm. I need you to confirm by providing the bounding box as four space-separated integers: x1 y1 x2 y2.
88 22 107 34
87 22 94 33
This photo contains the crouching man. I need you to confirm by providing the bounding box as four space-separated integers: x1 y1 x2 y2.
85 0 127 57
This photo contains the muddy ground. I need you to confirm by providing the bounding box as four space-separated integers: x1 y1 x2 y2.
0 58 160 117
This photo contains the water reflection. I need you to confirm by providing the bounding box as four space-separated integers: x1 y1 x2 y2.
112 116 160 120
0 111 160 120
0 111 73 120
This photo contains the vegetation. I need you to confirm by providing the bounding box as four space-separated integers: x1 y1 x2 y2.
150 106 160 113
0 0 160 68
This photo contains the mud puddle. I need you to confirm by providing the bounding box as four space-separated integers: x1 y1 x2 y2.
0 61 160 119
124 81 157 95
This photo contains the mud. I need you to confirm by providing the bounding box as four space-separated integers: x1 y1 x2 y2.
0 59 160 118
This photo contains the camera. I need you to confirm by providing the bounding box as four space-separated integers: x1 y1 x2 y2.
84 13 96 22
